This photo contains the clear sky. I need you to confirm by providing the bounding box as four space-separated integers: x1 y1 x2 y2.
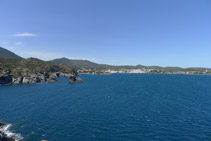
0 0 211 67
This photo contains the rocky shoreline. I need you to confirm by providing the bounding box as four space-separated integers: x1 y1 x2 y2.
0 71 82 86
0 58 83 86
0 123 16 141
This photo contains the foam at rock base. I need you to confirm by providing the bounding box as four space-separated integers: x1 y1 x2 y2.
0 123 23 141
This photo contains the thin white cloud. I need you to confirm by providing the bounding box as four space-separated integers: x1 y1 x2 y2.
11 32 37 37
15 42 23 46
0 41 8 45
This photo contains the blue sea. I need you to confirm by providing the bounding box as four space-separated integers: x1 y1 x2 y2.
1 74 211 141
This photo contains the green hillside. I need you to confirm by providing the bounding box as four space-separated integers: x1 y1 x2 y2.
51 57 98 69
51 57 113 70
0 58 77 77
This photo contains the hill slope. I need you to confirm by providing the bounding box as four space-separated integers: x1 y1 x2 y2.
51 57 111 70
0 57 77 85
0 47 22 58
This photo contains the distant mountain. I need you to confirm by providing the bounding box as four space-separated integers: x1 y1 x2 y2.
50 58 182 71
0 47 22 58
51 57 211 74
51 58 176 70
0 47 210 75
51 57 111 70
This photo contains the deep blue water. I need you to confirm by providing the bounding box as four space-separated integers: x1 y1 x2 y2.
1 74 211 141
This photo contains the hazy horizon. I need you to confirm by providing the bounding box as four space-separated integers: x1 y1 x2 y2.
1 0 211 68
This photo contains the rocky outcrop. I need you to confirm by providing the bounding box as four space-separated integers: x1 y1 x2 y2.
0 71 13 85
22 73 48 84
52 72 70 77
0 72 50 85
47 76 57 82
68 75 83 83
0 123 15 141
0 71 82 86
0 75 12 85
12 77 23 84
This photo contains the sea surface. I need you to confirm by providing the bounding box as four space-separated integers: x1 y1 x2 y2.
1 74 211 141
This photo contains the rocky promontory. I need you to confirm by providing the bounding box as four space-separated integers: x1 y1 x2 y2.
0 58 82 86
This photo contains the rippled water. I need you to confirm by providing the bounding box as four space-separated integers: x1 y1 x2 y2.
1 74 211 141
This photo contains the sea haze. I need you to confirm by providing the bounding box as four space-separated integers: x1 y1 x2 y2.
1 74 211 141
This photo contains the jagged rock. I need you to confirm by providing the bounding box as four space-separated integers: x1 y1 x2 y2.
0 136 15 141
48 76 57 82
59 73 70 77
68 75 83 83
0 75 12 85
0 122 5 127
12 77 23 84
51 73 58 78
0 123 15 141
0 70 77 85
22 73 48 84
22 77 31 84
76 77 83 82
44 72 50 79
51 72 60 77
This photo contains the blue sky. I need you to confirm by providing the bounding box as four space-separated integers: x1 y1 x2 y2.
0 0 211 67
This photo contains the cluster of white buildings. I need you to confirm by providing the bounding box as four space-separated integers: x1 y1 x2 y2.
78 68 153 74
78 68 211 75
104 69 151 73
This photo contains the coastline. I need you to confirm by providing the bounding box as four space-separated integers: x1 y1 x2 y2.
0 73 82 86
78 72 211 75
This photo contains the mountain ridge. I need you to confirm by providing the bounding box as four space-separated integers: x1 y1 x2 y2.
0 47 211 74
50 57 211 71
0 47 22 59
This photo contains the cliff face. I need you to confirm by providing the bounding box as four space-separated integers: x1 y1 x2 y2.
0 71 60 85
0 58 78 85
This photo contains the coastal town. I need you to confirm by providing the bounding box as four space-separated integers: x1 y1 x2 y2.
78 68 211 75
